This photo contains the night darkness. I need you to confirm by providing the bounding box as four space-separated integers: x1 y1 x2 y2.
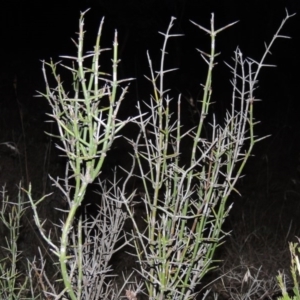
1 0 300 298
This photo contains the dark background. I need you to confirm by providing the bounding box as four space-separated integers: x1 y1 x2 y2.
1 0 299 129
0 0 300 297
1 2 298 95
